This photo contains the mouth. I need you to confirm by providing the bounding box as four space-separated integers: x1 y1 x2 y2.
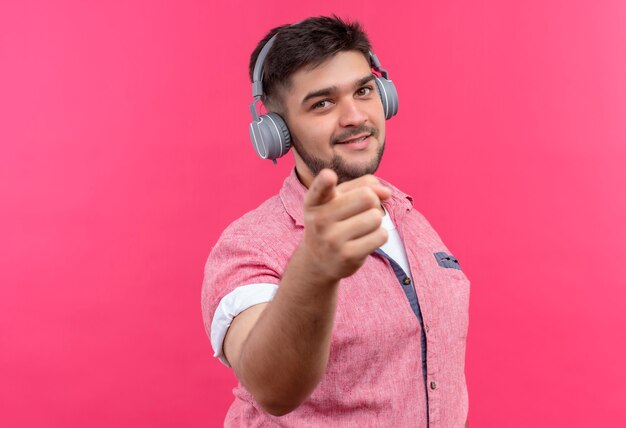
335 133 371 145
334 133 372 151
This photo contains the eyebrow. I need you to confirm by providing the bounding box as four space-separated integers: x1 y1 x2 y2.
301 74 376 105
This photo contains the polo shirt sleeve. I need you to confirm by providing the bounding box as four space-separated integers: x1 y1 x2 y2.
201 227 284 367
210 283 277 366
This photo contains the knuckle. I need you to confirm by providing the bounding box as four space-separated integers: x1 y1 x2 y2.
371 206 384 219
374 209 384 226
376 227 389 245
338 247 355 265
312 212 325 228
324 229 341 249
305 210 326 232
362 208 382 228
355 174 374 184
303 210 316 225
364 175 379 185
359 187 378 208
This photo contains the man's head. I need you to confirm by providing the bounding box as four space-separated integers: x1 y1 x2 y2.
250 16 388 186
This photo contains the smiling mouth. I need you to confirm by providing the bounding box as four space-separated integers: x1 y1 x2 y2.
336 134 371 144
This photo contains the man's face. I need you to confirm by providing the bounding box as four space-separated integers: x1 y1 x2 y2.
281 50 386 186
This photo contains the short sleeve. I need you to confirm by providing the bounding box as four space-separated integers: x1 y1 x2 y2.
210 283 278 366
201 225 286 364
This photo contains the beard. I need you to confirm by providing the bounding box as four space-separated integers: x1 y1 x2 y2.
292 125 385 184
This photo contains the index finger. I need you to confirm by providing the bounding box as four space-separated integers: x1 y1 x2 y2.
304 168 338 208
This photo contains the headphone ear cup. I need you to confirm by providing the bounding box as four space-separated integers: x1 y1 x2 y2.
249 112 291 160
375 77 399 119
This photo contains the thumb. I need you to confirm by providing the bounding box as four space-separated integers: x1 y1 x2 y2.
304 169 338 208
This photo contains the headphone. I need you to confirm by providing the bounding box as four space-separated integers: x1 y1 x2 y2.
249 33 399 162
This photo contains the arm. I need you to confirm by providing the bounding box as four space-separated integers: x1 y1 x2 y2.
223 169 390 416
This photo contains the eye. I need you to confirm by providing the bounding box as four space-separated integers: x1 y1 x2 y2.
357 86 374 97
311 99 333 110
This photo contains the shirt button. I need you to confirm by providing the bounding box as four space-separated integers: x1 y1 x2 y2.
403 276 411 285
425 325 430 333
430 381 437 390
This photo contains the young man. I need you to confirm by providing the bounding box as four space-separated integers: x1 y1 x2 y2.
202 16 470 427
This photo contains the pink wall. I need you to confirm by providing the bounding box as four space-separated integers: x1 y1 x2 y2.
2 1 625 426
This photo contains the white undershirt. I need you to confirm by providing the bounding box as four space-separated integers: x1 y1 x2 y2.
210 208 411 366
379 208 411 275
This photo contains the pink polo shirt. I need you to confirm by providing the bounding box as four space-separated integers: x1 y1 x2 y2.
202 170 470 427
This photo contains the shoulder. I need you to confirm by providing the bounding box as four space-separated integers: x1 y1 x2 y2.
201 195 292 326
215 194 295 251
205 191 302 279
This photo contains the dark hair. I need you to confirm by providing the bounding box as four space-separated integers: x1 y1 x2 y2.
249 16 372 110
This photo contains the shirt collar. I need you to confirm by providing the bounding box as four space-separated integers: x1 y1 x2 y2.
279 168 414 227
279 168 309 227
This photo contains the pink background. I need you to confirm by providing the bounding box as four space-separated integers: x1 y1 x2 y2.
2 0 625 426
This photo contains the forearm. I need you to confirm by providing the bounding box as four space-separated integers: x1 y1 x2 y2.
235 244 339 415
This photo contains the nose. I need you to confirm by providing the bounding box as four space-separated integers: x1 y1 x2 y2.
338 98 368 128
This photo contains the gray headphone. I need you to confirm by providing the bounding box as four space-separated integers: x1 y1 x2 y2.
249 34 399 162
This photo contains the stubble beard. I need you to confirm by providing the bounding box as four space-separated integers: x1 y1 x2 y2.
292 126 385 184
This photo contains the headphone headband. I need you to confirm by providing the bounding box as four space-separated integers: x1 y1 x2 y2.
252 34 278 98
